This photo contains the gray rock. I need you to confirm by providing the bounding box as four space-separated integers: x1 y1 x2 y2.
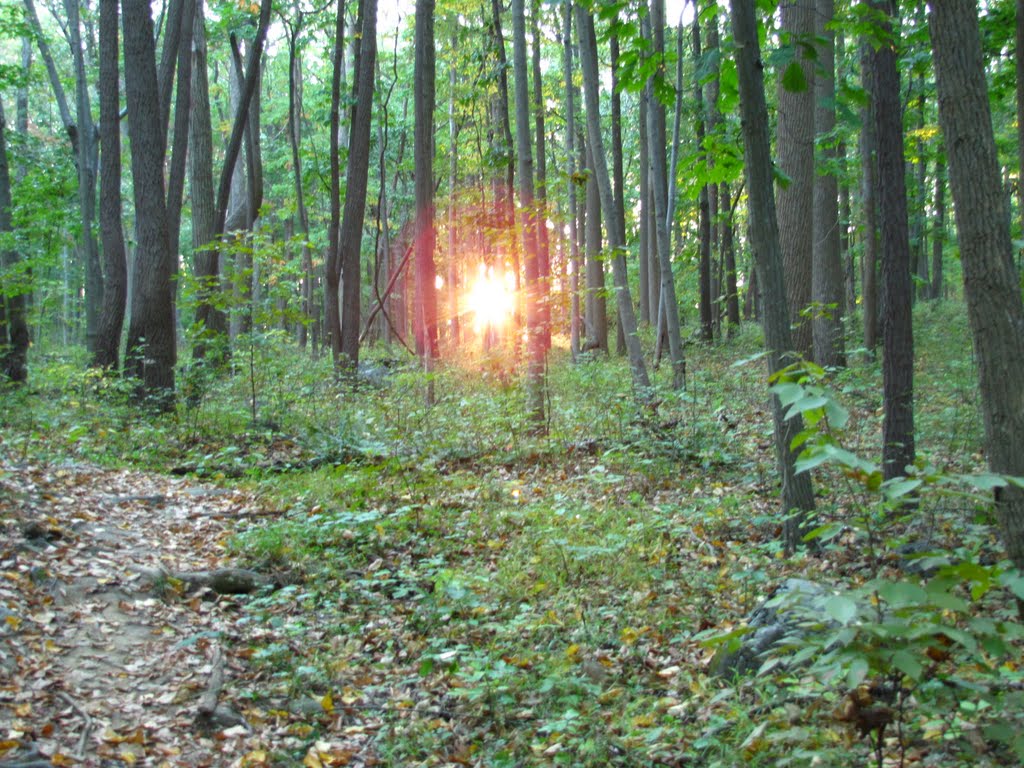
711 578 832 678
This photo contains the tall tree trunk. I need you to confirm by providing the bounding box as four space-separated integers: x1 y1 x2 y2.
122 0 176 409
776 0 815 358
731 0 816 553
638 92 651 327
165 0 195 284
644 1 685 388
447 33 460 348
563 0 582 356
286 9 313 349
63 0 102 353
928 0 1024 589
188 2 227 359
93 0 127 370
722 182 741 331
576 6 650 393
811 0 845 368
1016 0 1024 252
339 0 378 368
513 0 545 425
531 2 550 352
694 13 714 344
583 140 607 352
859 43 880 353
324 0 347 362
870 0 915 481
414 0 438 362
0 98 28 383
930 153 945 299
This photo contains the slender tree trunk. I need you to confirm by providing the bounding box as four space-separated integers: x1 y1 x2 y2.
531 0 551 352
869 0 915 481
447 35 460 348
189 2 227 359
731 0 816 553
860 41 880 354
339 0 378 368
776 0 815 359
584 140 607 352
638 92 651 326
1016 0 1024 251
63 0 102 354
644 1 685 388
930 154 945 299
576 6 650 392
563 0 581 356
722 182 741 331
122 0 176 408
165 0 195 281
929 0 1024 587
0 98 28 383
324 0 346 362
694 13 714 344
286 10 313 348
93 0 127 370
513 0 545 425
811 0 845 368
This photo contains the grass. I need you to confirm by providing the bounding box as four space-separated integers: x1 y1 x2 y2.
2 299 1020 766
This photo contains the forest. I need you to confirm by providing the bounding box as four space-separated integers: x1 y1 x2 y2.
2 0 1024 765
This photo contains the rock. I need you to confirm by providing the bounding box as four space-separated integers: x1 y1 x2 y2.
711 578 832 678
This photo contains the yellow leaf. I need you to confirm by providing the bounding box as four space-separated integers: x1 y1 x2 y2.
240 750 268 766
13 704 30 717
4 615 20 630
302 750 323 768
631 714 656 728
51 754 76 767
565 643 581 661
320 692 334 714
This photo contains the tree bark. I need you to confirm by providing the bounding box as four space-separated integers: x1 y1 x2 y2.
563 0 582 356
776 0 815 359
694 13 714 344
512 0 545 426
930 154 945 300
576 6 650 393
859 43 879 353
643 2 685 388
811 0 845 368
338 0 378 368
583 140 607 352
188 1 228 359
0 97 28 383
730 0 817 553
93 0 127 371
869 0 915 481
122 0 176 409
929 0 1024 578
324 0 346 362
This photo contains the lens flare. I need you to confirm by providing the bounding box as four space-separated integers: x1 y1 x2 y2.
465 267 515 332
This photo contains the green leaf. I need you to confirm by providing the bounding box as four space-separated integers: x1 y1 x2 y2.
825 595 858 625
891 649 924 681
878 580 928 607
882 477 923 501
846 657 870 689
781 60 808 93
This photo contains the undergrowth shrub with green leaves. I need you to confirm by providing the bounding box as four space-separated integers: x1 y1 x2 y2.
698 363 1024 767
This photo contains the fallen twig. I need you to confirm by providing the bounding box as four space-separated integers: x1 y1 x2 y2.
56 691 93 761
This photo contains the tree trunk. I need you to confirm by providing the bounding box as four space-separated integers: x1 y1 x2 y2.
165 0 195 286
286 8 313 349
776 0 815 359
0 98 28 383
512 0 545 426
731 0 816 553
811 0 845 368
414 0 438 365
563 0 582 356
930 154 945 300
643 1 685 388
860 43 879 353
122 0 176 409
638 91 651 327
93 0 127 371
929 0 1024 584
576 6 650 393
583 140 607 352
63 0 102 354
339 0 378 368
694 13 714 344
869 0 915 481
722 182 741 331
324 0 346 363
188 2 227 360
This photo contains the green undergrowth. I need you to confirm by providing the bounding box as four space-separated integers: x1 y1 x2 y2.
2 300 1020 765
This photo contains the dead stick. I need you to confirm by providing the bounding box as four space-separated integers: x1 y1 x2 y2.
198 645 225 717
57 691 92 760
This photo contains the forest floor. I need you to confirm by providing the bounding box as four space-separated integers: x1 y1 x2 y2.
1 302 1022 766
0 462 380 767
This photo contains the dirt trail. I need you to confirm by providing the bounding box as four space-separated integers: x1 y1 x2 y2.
0 462 365 767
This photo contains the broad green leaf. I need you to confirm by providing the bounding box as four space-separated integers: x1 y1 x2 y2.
825 595 858 625
781 60 809 93
882 477 923 501
891 649 924 681
845 657 870 689
878 580 928 607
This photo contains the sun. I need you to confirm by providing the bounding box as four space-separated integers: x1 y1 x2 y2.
465 267 515 333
